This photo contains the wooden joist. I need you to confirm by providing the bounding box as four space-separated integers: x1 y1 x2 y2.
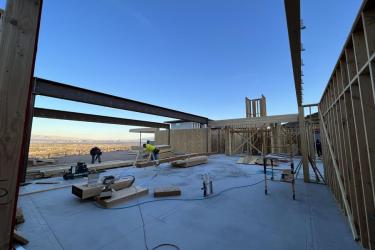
154 187 181 197
171 156 208 168
72 177 134 199
96 186 148 208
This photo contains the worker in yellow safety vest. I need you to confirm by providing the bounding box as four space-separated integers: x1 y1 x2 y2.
143 143 160 165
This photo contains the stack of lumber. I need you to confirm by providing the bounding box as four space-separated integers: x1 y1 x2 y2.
171 156 208 168
154 186 181 197
27 160 134 178
96 186 148 208
72 177 134 199
136 153 205 168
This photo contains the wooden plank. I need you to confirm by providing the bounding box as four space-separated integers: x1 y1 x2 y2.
154 187 181 197
13 230 28 245
72 177 134 200
19 183 75 196
96 186 148 208
298 106 309 182
0 0 43 248
171 156 208 168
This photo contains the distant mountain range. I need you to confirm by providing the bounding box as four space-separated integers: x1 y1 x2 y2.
30 134 151 144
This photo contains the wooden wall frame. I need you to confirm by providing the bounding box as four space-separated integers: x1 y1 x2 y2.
319 0 375 247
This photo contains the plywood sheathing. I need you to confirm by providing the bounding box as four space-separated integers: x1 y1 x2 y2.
155 128 211 154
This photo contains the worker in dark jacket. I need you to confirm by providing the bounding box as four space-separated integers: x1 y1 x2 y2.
316 139 322 157
90 147 102 164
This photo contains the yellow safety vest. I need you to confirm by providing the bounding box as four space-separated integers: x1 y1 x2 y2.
145 144 156 152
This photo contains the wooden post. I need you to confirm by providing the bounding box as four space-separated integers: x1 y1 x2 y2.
206 127 211 153
245 97 250 118
261 95 267 116
20 92 36 182
298 106 309 182
252 100 257 118
0 0 43 249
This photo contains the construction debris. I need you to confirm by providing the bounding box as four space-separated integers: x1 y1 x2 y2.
171 156 208 168
154 187 181 197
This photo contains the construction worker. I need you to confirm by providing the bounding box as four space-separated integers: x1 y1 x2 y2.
90 147 102 164
143 143 160 165
316 139 322 157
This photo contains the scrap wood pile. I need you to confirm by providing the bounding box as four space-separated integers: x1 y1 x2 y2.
72 176 148 208
72 176 182 208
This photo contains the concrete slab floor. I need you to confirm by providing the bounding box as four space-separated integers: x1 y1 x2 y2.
17 155 360 250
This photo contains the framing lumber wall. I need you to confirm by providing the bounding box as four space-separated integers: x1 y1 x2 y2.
155 128 211 154
0 1 43 249
319 0 375 248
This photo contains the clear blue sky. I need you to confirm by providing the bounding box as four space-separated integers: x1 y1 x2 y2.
0 0 362 140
